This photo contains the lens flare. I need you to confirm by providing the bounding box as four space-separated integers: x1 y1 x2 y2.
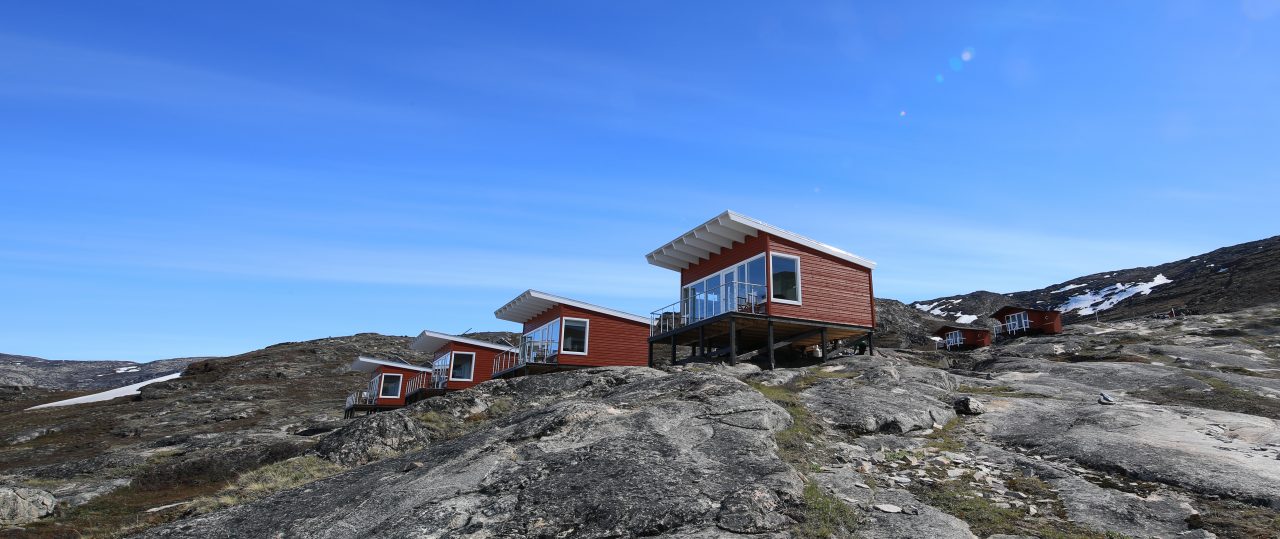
949 57 964 71
935 74 944 83
961 47 975 62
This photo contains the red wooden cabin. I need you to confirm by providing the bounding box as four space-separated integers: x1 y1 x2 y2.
933 325 992 351
343 356 432 418
991 306 1063 336
409 329 512 394
646 211 877 368
492 290 650 378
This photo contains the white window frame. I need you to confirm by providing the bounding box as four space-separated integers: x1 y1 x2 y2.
450 352 475 382
378 373 403 399
682 252 768 317
1006 312 1030 332
945 330 963 346
769 253 803 305
560 317 590 355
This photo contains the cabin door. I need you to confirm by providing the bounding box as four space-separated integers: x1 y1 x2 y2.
721 268 738 313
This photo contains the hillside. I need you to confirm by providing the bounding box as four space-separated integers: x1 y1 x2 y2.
1 306 1278 537
0 354 210 391
911 234 1280 326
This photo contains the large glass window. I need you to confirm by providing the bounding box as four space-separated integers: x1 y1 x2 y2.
681 253 768 321
379 373 402 398
451 352 475 380
562 318 589 354
771 254 801 303
523 319 560 363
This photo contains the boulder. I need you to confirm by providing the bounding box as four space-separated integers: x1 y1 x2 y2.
0 486 56 525
800 378 955 434
953 396 986 415
312 409 431 467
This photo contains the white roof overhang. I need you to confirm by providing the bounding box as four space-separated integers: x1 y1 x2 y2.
644 210 877 272
494 289 649 325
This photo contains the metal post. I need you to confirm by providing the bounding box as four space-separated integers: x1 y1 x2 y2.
698 325 706 357
670 336 677 366
868 330 875 356
648 341 654 368
820 327 828 361
766 320 775 370
728 317 738 366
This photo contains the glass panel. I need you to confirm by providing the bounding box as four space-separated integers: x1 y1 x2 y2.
451 353 474 379
704 274 720 318
563 319 587 353
771 255 799 302
380 374 401 398
746 256 767 302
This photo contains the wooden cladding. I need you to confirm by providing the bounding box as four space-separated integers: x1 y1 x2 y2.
523 304 649 368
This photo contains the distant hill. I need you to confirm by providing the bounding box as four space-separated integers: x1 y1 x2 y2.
0 353 211 390
908 234 1280 326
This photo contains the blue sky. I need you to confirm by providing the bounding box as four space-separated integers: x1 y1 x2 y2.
2 1 1277 361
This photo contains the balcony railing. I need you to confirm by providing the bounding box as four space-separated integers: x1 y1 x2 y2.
994 319 1031 335
344 390 376 410
650 281 767 335
431 365 449 389
492 339 559 375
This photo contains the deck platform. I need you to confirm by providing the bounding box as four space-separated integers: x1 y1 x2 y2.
648 312 872 369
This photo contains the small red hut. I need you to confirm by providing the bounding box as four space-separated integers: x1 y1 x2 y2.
933 325 993 351
409 329 512 394
645 211 876 368
344 356 432 418
991 306 1063 336
492 290 651 378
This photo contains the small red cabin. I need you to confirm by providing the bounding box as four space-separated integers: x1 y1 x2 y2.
646 211 877 368
933 325 992 351
409 329 512 392
344 356 433 418
991 306 1063 336
492 290 650 378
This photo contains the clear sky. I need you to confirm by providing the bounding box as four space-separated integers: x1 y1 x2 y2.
2 1 1277 361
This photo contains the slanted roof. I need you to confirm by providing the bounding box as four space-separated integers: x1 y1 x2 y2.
933 324 992 337
494 289 649 325
410 329 512 353
990 305 1060 319
349 356 431 373
645 210 877 272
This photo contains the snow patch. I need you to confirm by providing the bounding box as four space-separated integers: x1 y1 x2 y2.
1052 283 1086 293
114 366 141 373
955 314 978 324
1056 274 1173 316
27 373 183 410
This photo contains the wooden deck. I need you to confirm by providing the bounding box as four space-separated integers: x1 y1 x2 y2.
648 312 872 369
491 362 590 380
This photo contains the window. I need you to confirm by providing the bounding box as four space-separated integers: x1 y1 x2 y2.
945 331 963 346
522 319 561 363
771 254 801 303
1006 312 1030 332
451 352 475 381
681 253 768 322
379 373 402 398
562 318 589 354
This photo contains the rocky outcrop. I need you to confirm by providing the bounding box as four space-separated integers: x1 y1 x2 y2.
312 410 429 466
800 378 955 434
135 368 802 538
0 486 55 525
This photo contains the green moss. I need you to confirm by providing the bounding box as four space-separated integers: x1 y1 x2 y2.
189 456 345 515
796 481 861 538
1187 497 1280 538
923 417 965 452
1133 373 1280 420
415 410 466 439
749 381 827 467
908 478 1124 539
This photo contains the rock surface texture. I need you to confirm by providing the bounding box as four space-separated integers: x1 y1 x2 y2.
137 368 802 538
0 486 56 525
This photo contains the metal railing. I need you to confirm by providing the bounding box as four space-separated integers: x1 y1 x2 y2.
492 339 559 375
406 371 433 395
344 390 375 410
650 281 767 335
431 365 449 389
994 318 1031 335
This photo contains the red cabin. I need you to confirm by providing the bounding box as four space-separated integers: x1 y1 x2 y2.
492 290 650 378
933 325 993 351
409 329 513 393
344 356 433 418
646 211 877 368
991 306 1063 336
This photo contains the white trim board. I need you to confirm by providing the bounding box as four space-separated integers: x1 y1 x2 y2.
494 289 649 325
645 210 877 272
410 329 512 353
